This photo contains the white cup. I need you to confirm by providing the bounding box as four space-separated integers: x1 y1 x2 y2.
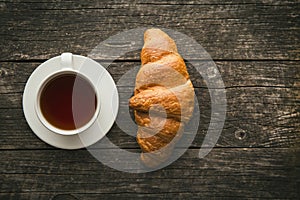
35 53 101 136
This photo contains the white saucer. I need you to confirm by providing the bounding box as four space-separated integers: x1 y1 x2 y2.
23 54 119 149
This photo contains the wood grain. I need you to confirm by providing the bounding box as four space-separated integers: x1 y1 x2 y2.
0 148 299 199
0 61 299 150
0 0 299 61
0 0 299 199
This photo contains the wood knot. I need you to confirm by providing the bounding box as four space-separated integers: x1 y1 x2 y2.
0 69 7 77
235 129 247 140
0 3 6 11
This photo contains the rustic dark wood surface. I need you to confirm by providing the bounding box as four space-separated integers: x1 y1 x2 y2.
0 0 299 199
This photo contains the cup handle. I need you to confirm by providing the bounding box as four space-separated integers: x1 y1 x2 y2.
60 53 73 69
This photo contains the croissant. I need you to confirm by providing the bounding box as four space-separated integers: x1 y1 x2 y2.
129 29 194 168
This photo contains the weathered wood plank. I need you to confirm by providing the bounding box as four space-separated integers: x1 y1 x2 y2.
0 0 299 60
0 100 299 150
0 148 299 199
1 61 299 93
0 61 299 149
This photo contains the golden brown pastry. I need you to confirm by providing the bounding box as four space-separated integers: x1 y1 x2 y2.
129 28 194 167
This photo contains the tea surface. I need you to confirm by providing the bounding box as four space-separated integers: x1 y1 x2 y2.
40 73 97 130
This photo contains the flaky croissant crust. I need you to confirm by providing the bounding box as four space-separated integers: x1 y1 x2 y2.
129 29 194 168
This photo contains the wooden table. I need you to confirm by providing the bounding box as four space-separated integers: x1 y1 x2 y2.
1 1 299 199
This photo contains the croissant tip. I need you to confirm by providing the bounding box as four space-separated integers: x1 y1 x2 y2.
145 28 165 35
146 28 161 31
